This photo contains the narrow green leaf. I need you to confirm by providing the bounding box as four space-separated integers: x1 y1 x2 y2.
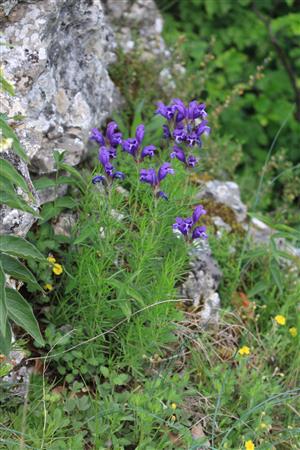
0 73 15 96
0 116 28 161
270 260 283 294
58 163 86 192
0 321 12 356
0 254 41 290
0 235 45 261
0 158 30 193
0 262 8 337
6 287 44 345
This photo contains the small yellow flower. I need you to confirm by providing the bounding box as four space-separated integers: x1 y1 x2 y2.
171 403 177 410
289 327 297 337
52 263 63 275
260 422 267 429
238 345 251 356
47 256 56 264
44 283 53 291
245 440 255 450
274 315 286 326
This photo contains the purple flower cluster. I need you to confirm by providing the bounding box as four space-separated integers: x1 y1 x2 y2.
122 125 157 162
173 205 207 241
139 162 174 200
156 98 210 168
90 122 125 184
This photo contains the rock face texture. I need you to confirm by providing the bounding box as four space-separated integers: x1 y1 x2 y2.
1 0 119 174
103 0 167 58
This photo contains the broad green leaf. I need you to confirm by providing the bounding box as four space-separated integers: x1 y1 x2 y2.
6 287 44 345
0 116 28 161
0 261 7 337
0 158 30 193
0 321 12 356
0 191 38 216
33 175 72 190
0 254 41 290
55 196 77 209
73 223 95 245
0 235 45 261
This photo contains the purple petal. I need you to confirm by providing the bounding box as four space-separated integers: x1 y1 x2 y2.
135 124 145 144
141 145 156 159
98 146 110 166
90 128 105 146
196 120 210 137
187 155 198 167
192 226 208 240
122 138 139 156
173 217 193 235
112 171 125 180
92 175 105 184
170 145 186 163
157 191 168 201
104 163 114 177
108 147 117 159
106 121 118 141
192 205 207 224
162 124 171 139
157 163 174 182
155 102 174 120
173 127 187 143
171 98 186 122
139 168 157 186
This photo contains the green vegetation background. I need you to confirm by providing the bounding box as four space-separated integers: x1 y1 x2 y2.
155 0 300 226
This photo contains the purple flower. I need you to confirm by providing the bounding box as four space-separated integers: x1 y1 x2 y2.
170 145 186 163
186 132 199 147
173 127 187 143
158 191 168 200
173 217 193 235
196 120 210 137
122 138 139 156
172 205 207 241
90 128 105 146
163 124 171 139
140 163 174 199
92 175 105 184
136 124 145 144
192 226 208 240
171 98 186 122
106 121 123 147
158 162 174 182
187 155 198 167
112 171 125 180
187 101 207 120
108 147 117 159
141 145 156 160
140 168 157 186
192 205 206 224
122 124 145 158
155 101 175 120
98 147 110 167
104 163 114 177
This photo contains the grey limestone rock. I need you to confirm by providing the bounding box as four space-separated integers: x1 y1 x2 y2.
197 180 247 223
181 240 222 323
1 0 120 174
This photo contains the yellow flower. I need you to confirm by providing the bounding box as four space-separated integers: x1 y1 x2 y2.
260 422 267 429
171 403 177 410
52 263 63 275
275 315 286 326
44 283 53 291
245 440 255 450
170 415 176 421
289 327 297 337
238 345 251 356
47 256 56 264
